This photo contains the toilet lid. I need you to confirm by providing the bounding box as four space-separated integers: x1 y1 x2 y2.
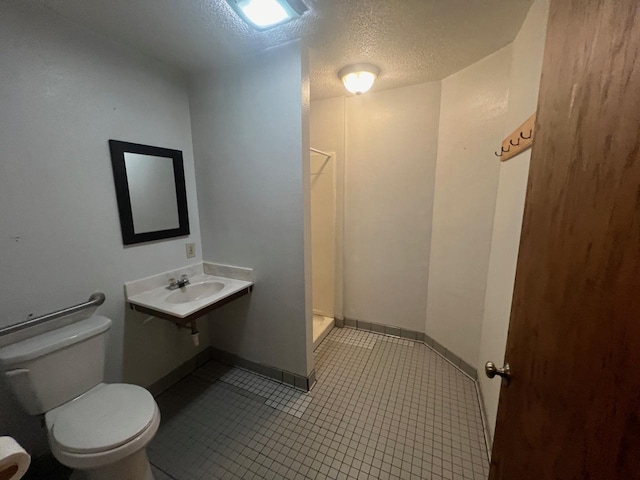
51 384 157 454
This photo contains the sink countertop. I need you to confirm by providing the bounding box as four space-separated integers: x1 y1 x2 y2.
125 263 254 319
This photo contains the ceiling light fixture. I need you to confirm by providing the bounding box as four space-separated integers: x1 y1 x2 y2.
338 64 381 95
226 0 308 30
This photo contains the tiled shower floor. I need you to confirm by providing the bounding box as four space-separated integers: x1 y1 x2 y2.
148 327 489 480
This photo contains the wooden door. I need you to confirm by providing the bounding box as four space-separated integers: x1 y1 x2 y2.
489 1 640 478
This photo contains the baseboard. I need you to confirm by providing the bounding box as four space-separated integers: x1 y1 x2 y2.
148 320 472 394
147 347 213 397
476 381 493 458
209 347 316 392
338 317 478 380
147 346 317 394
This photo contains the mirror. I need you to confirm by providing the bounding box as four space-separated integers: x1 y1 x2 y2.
109 139 189 245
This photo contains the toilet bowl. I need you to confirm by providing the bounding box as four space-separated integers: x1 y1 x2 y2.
46 383 160 480
0 316 160 480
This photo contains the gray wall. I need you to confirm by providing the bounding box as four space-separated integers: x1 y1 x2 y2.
190 42 313 378
0 2 205 454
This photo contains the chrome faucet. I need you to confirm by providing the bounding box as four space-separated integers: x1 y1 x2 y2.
167 274 190 290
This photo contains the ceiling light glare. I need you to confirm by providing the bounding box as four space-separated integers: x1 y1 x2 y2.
338 64 381 95
228 0 307 30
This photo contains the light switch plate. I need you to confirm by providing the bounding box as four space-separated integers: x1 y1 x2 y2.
186 243 196 258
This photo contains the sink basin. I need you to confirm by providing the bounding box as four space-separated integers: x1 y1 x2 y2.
165 281 225 304
126 266 254 320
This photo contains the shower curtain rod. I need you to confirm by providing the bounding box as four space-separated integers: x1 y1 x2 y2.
310 147 332 158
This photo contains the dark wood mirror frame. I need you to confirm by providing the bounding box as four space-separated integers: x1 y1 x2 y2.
109 139 190 245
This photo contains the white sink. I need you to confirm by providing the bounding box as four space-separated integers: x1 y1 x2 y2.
165 281 225 304
125 266 254 319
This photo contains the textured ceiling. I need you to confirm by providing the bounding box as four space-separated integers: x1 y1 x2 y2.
36 0 533 100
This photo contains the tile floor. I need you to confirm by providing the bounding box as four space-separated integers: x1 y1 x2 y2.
147 327 488 480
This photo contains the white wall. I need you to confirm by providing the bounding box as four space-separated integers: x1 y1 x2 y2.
0 2 205 454
190 42 313 378
479 0 549 442
426 47 512 367
344 84 441 332
311 83 441 332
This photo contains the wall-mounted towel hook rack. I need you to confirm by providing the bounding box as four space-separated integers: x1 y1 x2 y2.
497 113 536 162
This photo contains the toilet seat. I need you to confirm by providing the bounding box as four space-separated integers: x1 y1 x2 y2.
46 383 160 471
50 383 156 454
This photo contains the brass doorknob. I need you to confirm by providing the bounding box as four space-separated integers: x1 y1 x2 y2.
485 361 511 386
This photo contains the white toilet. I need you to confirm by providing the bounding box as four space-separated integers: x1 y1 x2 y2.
0 316 160 480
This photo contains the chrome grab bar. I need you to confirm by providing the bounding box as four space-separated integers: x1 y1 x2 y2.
0 292 106 337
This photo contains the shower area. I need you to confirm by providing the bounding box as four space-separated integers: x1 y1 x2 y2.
309 147 342 349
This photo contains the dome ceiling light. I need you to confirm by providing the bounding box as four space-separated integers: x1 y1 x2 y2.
226 0 308 30
338 64 381 95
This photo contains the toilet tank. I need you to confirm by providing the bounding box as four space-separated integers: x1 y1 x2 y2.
0 316 111 415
